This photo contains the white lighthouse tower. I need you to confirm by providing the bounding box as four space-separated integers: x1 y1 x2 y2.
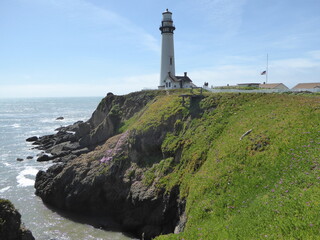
158 9 194 89
159 9 176 89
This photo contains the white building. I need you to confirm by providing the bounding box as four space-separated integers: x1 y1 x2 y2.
292 83 320 90
259 83 289 90
158 9 195 89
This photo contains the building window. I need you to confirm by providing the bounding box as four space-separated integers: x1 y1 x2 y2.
170 57 173 65
169 82 171 88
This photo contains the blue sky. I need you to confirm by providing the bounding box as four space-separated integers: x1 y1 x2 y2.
1 0 320 97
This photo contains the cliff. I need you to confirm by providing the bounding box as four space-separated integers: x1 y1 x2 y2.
33 90 320 239
0 199 35 240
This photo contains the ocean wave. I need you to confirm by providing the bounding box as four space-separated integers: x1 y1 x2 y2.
40 118 56 123
28 127 54 135
16 166 39 187
11 123 21 128
0 186 11 193
2 162 12 167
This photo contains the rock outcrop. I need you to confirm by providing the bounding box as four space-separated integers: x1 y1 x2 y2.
0 199 35 240
35 131 184 239
33 91 186 239
29 91 161 163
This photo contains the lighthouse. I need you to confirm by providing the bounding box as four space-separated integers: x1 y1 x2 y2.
159 9 194 89
159 9 176 89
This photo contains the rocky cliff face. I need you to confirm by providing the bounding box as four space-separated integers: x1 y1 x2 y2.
0 199 35 240
31 91 161 162
33 91 186 240
31 92 320 240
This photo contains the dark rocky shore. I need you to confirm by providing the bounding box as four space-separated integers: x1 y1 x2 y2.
30 91 186 240
0 199 35 240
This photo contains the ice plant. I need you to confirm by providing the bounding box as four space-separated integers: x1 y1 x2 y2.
100 131 130 164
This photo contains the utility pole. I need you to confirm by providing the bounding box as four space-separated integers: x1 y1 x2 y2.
266 54 269 83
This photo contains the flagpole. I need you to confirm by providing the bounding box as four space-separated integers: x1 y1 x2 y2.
266 54 268 83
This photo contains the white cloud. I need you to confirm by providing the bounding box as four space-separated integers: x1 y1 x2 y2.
36 0 160 53
189 0 247 34
308 50 320 60
189 54 320 88
271 35 302 49
190 65 261 87
2 54 318 98
271 58 320 69
271 33 318 50
0 73 159 98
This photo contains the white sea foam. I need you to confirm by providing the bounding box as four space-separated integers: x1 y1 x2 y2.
16 166 39 187
40 117 66 123
11 123 21 128
0 186 11 193
3 162 11 167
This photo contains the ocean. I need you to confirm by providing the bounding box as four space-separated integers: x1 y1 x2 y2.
0 97 133 240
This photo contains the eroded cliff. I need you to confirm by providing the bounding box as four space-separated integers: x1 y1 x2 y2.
33 91 320 240
34 90 187 239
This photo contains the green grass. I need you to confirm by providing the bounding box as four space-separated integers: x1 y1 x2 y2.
119 92 188 133
129 94 187 133
135 92 320 240
98 90 319 239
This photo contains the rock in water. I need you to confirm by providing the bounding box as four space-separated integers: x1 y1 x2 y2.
26 136 38 142
56 117 64 120
0 199 35 240
37 154 52 162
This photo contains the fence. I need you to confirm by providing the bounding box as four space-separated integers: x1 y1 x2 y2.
203 87 320 94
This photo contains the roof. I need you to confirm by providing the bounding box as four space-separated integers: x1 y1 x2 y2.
167 72 192 83
292 83 320 89
259 83 288 89
163 9 172 14
176 76 192 83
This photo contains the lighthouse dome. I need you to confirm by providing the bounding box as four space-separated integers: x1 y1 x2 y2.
162 9 173 20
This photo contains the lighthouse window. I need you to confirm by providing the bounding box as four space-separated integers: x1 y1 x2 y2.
170 57 173 65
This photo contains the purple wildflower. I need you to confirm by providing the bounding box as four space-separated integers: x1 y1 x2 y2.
99 131 130 164
100 156 113 163
106 149 113 154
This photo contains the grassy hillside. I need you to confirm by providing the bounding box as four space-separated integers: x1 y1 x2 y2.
121 91 320 239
